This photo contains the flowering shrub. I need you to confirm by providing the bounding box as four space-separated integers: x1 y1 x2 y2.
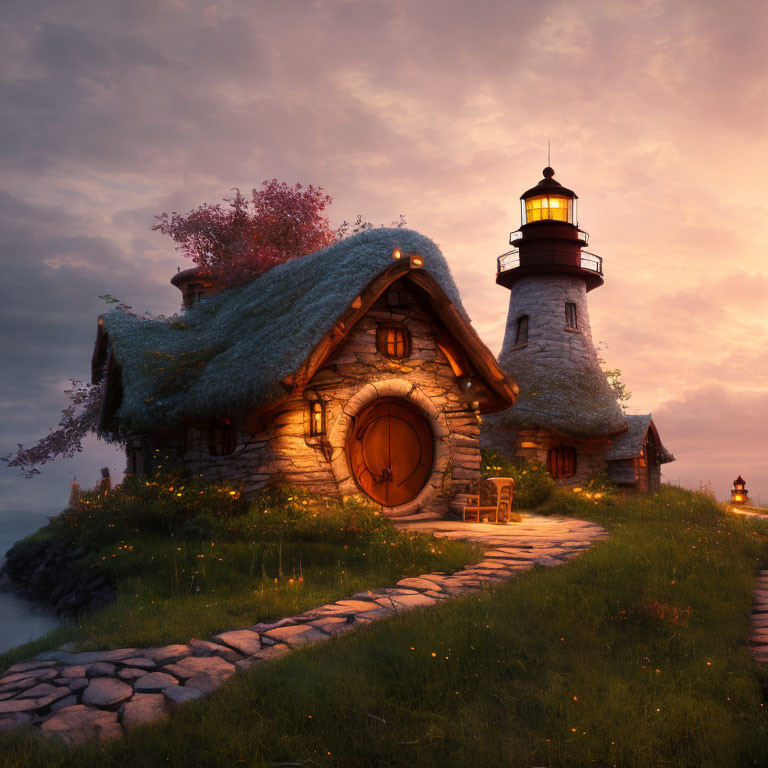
154 181 338 289
480 450 556 509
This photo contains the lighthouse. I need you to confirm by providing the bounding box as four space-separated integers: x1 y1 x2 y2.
482 167 674 490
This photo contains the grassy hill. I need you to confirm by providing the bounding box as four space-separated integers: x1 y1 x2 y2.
2 481 768 766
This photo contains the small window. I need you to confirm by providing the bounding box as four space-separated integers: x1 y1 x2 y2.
209 418 235 457
514 315 529 345
308 401 325 437
565 302 578 329
377 325 411 359
127 443 144 475
547 446 577 479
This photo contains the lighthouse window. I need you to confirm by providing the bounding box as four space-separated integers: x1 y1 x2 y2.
547 446 577 479
524 194 573 224
514 315 529 345
565 302 578 329
377 325 411 359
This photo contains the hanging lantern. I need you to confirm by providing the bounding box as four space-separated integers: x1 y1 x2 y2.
309 401 325 437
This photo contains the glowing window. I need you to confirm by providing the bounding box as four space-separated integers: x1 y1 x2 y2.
309 401 325 437
524 194 573 224
377 325 411 359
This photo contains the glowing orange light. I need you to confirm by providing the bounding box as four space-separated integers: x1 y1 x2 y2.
393 248 402 259
411 255 424 267
734 494 743 502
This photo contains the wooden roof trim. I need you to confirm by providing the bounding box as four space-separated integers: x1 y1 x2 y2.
404 270 519 405
280 261 518 413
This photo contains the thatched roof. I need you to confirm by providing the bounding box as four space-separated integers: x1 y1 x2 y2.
93 228 517 432
607 414 675 463
488 355 627 440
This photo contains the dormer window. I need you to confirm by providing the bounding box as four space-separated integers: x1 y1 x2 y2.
209 418 235 457
565 302 578 329
377 325 411 359
514 315 529 345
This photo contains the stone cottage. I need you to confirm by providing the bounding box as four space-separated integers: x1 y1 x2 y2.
481 167 674 491
92 229 519 517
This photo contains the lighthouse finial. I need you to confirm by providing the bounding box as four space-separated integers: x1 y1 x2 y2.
547 137 550 168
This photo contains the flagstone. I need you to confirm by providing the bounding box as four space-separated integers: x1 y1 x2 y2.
162 685 205 705
122 694 167 729
213 630 261 655
263 624 328 647
41 705 121 745
145 645 190 665
82 678 133 707
162 656 235 680
133 672 179 692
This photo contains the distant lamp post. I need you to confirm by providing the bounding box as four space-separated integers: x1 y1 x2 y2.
731 475 749 505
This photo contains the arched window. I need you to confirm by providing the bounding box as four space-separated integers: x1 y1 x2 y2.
514 315 529 345
547 446 577 479
308 401 325 437
565 302 578 329
377 325 411 359
209 418 236 457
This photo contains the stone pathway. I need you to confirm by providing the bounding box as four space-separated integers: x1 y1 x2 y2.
750 569 768 664
0 514 606 746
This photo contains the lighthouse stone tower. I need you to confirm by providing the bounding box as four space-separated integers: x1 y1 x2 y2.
482 167 627 485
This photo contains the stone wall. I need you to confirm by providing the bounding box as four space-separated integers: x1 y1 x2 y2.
136 279 482 516
499 275 596 370
259 282 482 515
480 425 610 488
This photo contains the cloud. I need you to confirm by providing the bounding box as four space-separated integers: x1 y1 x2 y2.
1 0 767 516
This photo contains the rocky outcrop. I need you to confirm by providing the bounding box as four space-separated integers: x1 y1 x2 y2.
1 539 116 619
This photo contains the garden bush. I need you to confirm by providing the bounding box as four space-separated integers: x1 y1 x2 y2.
480 450 556 509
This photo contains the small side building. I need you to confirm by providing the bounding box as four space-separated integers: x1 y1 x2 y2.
92 229 518 517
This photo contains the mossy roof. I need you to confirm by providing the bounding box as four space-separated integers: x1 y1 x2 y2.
98 228 470 431
488 354 627 440
607 414 675 463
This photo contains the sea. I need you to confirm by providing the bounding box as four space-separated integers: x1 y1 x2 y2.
0 509 60 654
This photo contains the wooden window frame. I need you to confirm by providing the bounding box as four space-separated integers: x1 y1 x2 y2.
565 302 578 330
376 324 412 359
547 446 577 479
208 419 236 457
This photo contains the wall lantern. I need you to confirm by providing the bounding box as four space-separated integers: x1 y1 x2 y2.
309 401 326 437
730 475 749 505
410 254 424 268
392 248 402 260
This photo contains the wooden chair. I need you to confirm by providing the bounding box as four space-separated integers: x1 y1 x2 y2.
463 477 515 523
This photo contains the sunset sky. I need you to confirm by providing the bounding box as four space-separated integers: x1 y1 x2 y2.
1 0 766 524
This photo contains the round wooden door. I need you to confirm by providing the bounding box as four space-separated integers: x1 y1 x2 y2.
347 397 434 507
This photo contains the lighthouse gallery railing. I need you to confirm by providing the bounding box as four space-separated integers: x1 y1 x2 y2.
496 250 603 276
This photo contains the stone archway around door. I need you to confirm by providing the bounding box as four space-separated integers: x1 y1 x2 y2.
326 379 452 517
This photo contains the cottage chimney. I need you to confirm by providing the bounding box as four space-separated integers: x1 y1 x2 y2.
170 266 223 311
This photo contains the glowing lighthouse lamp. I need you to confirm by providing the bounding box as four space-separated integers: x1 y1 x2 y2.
730 475 749 506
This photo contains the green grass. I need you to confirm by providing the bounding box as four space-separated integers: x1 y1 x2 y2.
0 477 480 671
4 485 768 767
